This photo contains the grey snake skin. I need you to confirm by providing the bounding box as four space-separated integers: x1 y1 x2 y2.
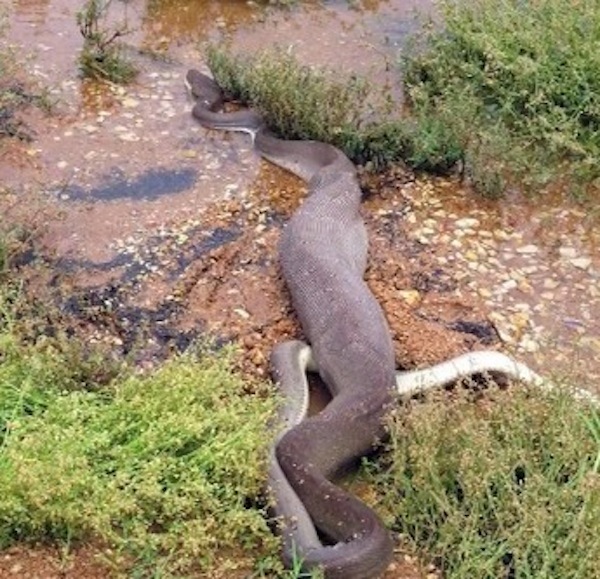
185 69 599 578
186 69 395 577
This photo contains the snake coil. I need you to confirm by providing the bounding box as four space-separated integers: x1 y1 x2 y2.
185 69 598 578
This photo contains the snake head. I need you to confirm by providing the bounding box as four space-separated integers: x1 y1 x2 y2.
185 69 224 111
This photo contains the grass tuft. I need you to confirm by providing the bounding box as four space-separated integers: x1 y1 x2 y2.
77 0 137 84
206 46 368 145
0 332 279 575
367 385 600 577
0 9 11 80
0 225 27 277
0 12 54 141
206 44 462 173
402 0 600 198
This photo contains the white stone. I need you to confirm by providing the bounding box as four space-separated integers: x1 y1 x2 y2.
455 217 480 228
570 257 592 270
516 244 539 254
122 97 140 108
559 246 577 259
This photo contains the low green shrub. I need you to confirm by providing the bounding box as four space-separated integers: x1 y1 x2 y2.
0 346 278 574
207 45 368 146
367 385 600 578
0 292 278 575
402 0 600 197
0 230 17 276
0 9 11 80
0 217 286 575
77 0 137 83
206 45 462 173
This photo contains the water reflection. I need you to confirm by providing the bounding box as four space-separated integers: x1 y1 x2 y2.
140 0 262 45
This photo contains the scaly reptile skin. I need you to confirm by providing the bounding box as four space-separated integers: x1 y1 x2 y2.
185 69 600 577
186 69 395 578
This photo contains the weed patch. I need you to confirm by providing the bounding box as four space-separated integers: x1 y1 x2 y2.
0 12 54 142
0 334 278 575
367 386 600 577
402 0 600 198
0 223 28 276
206 45 462 173
77 0 137 83
0 9 10 79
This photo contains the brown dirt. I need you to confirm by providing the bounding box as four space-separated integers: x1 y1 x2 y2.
1 156 489 579
0 544 114 579
1 52 493 579
3 0 597 576
12 161 496 376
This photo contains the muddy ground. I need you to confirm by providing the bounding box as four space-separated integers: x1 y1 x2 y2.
0 87 494 579
1 0 599 576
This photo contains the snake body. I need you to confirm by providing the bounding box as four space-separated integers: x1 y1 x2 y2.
186 70 599 577
187 69 395 577
268 130 396 577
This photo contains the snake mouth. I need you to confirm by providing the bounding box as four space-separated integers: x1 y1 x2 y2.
183 75 192 97
186 69 264 142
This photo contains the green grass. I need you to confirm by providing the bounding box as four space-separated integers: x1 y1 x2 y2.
0 268 280 576
367 385 600 578
0 228 16 276
0 9 10 78
207 0 600 198
402 0 600 198
0 13 54 140
0 11 24 141
206 45 463 173
206 46 369 148
0 338 279 575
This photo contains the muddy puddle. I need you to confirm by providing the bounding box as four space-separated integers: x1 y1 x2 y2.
1 0 599 575
4 0 595 385
2 0 598 392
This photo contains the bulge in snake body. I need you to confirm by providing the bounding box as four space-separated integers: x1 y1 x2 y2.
185 68 600 578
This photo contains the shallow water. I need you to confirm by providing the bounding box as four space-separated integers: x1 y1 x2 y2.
2 0 599 390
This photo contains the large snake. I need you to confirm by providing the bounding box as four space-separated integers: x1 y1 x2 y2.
187 69 395 577
185 70 598 577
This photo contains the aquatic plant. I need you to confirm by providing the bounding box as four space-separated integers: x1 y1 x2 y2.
77 0 137 83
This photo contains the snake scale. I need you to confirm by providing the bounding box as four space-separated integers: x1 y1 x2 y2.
185 69 599 578
186 69 395 577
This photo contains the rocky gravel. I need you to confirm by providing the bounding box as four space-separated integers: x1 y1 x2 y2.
1 0 599 577
404 178 600 390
